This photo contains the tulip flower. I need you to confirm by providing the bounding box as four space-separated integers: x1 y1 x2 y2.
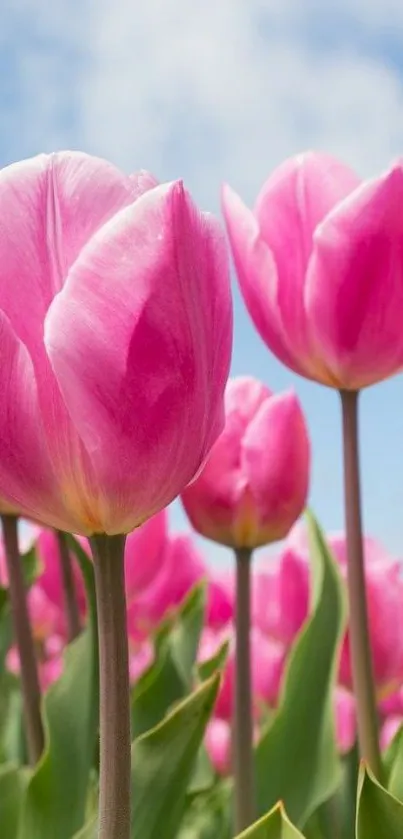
252 548 309 648
182 377 309 549
0 151 233 836
205 718 232 776
124 509 168 602
222 153 403 778
36 527 85 640
380 716 403 752
334 687 357 755
182 375 309 831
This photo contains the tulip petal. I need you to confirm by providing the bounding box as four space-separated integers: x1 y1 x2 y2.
254 153 359 362
45 181 232 533
222 184 304 375
241 391 310 543
306 162 403 388
0 312 62 524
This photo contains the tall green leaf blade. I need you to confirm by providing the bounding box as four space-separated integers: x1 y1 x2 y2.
0 764 27 839
18 536 99 839
255 511 346 826
130 673 219 839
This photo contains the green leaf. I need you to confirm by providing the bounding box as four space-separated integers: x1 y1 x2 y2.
72 816 97 839
18 536 99 839
356 764 403 837
197 639 229 682
235 804 305 838
384 723 403 803
131 672 219 839
178 784 232 839
131 582 205 737
255 511 346 827
0 764 27 839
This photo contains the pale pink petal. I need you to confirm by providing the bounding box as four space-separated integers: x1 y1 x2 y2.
129 170 159 198
124 509 168 601
380 716 403 751
40 656 63 691
241 391 310 544
0 313 63 524
254 153 359 363
129 640 154 684
334 687 356 754
222 184 304 376
36 528 84 627
306 162 403 388
206 575 234 629
45 182 232 534
205 718 232 776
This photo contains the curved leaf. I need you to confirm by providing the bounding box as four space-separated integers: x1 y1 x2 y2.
356 764 403 838
235 804 305 838
0 763 27 839
255 511 346 826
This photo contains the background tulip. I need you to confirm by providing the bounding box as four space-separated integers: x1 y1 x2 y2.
222 153 403 391
182 376 310 549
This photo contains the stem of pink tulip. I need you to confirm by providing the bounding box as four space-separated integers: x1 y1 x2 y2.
1 514 44 765
56 530 81 642
91 533 130 839
339 389 383 780
233 546 255 833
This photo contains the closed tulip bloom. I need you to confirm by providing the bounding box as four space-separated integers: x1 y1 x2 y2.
222 153 403 389
124 509 168 602
252 547 309 647
334 687 357 754
182 377 309 549
0 152 232 534
205 718 232 776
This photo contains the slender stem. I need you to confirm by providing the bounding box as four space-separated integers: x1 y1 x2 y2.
56 530 81 642
339 390 383 780
1 514 44 765
90 534 130 839
233 546 255 833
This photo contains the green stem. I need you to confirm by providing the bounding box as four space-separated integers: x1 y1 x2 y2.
233 546 255 833
91 534 130 839
56 530 81 642
1 514 44 764
339 389 383 780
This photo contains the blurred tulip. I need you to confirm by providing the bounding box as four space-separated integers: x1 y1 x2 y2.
334 687 357 754
6 585 65 691
128 640 154 684
0 152 232 534
223 153 403 390
182 377 309 549
380 715 403 751
124 509 168 602
205 718 232 776
252 547 309 647
36 528 86 634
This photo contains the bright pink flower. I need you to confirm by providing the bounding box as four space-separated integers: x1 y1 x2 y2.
198 626 285 720
287 523 403 697
0 152 232 534
124 510 168 601
252 547 309 647
206 572 234 629
182 377 309 548
205 718 232 776
334 687 356 754
222 153 403 390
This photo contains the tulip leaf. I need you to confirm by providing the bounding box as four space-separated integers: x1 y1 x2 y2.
130 673 219 839
356 764 403 837
235 803 306 838
178 783 232 839
131 582 205 737
72 816 97 839
0 763 27 839
384 723 403 803
255 511 346 827
198 639 229 682
18 536 99 839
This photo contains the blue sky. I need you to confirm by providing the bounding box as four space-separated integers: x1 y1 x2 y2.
3 0 403 564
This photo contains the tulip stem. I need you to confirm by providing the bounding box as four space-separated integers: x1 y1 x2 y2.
233 546 255 833
339 389 383 780
56 530 81 642
91 533 130 839
1 514 44 765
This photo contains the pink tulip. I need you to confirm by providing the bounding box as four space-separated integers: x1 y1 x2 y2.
252 547 309 647
205 718 232 776
124 510 168 602
198 626 285 720
380 716 403 751
222 153 403 390
334 687 356 754
287 523 403 697
182 377 310 549
128 639 154 684
206 572 234 629
0 152 232 534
